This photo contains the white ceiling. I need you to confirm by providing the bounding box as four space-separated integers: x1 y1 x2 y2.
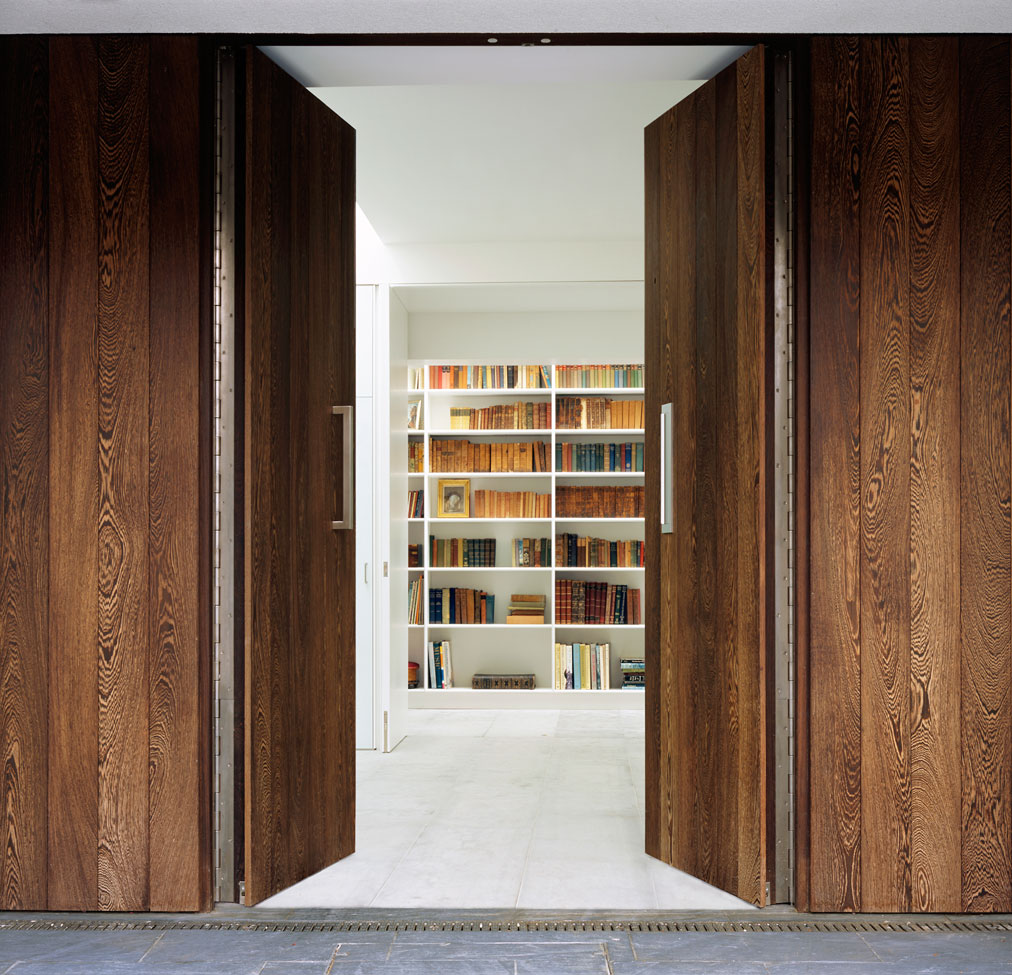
274 43 741 247
5 0 1011 33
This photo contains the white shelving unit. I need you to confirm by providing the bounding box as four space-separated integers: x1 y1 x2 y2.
407 362 646 709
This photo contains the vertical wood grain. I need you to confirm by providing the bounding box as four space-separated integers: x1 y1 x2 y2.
908 35 962 913
244 46 356 903
859 35 912 913
809 36 863 913
147 36 204 911
97 37 151 912
693 76 719 888
672 90 699 879
714 59 741 899
959 35 1012 914
0 36 50 911
47 35 100 911
735 44 767 906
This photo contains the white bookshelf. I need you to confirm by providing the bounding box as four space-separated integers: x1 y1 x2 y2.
407 361 646 709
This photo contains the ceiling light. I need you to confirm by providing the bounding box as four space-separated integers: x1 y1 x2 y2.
487 37 498 44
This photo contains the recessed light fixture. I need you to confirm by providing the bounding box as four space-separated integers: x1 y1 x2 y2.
541 38 551 44
487 37 498 44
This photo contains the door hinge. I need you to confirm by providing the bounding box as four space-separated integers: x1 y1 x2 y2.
238 880 246 902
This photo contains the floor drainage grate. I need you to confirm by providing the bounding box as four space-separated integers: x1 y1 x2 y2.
1 916 1010 934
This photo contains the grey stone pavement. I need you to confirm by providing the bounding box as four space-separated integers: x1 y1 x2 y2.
0 909 1009 974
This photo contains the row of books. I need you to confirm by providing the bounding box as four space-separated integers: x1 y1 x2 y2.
555 441 644 472
555 642 612 690
430 439 551 473
429 587 495 624
408 440 424 472
428 641 453 688
555 580 642 625
430 536 497 567
556 397 645 431
622 658 645 689
513 536 552 567
556 534 645 568
408 577 425 625
449 402 551 430
429 365 551 389
409 544 422 567
473 490 552 519
556 485 644 518
408 490 424 518
555 365 643 388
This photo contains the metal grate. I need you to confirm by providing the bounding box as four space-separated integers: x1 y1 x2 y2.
1 916 1009 934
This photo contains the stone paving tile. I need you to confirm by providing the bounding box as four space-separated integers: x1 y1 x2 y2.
768 964 1012 975
609 964 771 975
143 929 342 966
321 961 515 974
386 939 613 961
628 931 880 963
0 929 161 963
860 931 1012 965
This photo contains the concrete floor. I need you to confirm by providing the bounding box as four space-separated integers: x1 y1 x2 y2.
0 916 1009 974
261 708 748 910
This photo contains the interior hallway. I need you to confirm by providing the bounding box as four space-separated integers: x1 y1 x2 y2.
261 709 751 910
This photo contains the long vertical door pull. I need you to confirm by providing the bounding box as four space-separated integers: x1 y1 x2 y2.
331 405 354 530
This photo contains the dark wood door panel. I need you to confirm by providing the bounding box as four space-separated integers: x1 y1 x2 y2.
243 46 356 906
644 44 769 906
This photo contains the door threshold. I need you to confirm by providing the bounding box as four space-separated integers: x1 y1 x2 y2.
3 908 1011 934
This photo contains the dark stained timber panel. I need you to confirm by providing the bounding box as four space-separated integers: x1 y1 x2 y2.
806 35 1012 913
958 35 1012 914
47 35 101 911
244 46 357 905
0 36 210 912
858 35 912 914
908 36 961 913
0 36 50 912
147 36 207 911
808 37 863 914
97 36 152 912
643 46 768 906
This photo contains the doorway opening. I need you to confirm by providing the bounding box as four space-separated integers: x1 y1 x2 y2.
245 42 773 911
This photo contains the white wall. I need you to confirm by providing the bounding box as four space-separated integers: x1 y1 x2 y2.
407 309 644 362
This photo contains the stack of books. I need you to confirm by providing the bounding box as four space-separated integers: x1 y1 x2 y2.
506 594 546 624
555 642 611 689
428 641 453 688
621 658 645 690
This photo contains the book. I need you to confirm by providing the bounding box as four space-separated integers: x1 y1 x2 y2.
449 401 551 430
428 438 549 473
555 642 612 689
408 439 424 472
429 536 497 567
555 534 644 567
506 615 545 624
428 588 495 624
512 536 551 566
408 490 424 518
472 490 551 518
554 580 641 624
556 396 644 430
555 485 644 518
555 441 644 472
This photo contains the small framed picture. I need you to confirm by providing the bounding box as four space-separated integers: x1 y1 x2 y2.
437 478 470 518
407 398 423 430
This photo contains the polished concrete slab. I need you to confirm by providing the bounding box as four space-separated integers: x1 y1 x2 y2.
260 708 748 911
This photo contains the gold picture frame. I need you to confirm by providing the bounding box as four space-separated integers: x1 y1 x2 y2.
437 478 470 518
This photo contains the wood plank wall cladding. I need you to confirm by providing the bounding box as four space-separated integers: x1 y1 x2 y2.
0 36 212 912
644 45 769 906
804 36 1012 913
243 47 356 906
